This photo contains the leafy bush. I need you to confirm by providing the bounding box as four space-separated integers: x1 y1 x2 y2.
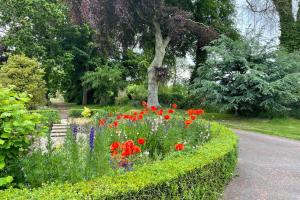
117 84 191 108
0 123 237 199
0 87 47 187
0 55 47 108
191 36 300 116
31 110 61 126
68 109 108 118
82 65 125 105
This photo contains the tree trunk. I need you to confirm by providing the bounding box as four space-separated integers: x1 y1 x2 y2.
82 86 88 105
147 21 171 107
190 40 208 84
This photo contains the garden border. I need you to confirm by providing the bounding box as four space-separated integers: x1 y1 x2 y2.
1 123 238 199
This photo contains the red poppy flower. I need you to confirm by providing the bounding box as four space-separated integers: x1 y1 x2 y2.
168 109 174 114
172 103 177 109
123 140 134 150
121 149 131 157
133 112 138 115
151 106 157 111
138 115 143 120
194 109 204 115
110 142 121 151
98 119 106 126
157 109 163 116
175 143 185 151
116 115 122 120
184 120 193 126
137 138 145 145
164 115 171 120
190 115 196 120
113 121 119 127
131 116 137 122
187 109 194 116
133 146 141 153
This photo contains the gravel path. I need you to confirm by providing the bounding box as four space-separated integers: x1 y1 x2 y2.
223 129 300 200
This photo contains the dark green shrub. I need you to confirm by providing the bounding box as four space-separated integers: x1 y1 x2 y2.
0 124 238 199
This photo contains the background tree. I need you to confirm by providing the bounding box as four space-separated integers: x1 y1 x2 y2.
68 0 217 106
0 0 70 95
191 36 300 116
0 55 47 108
190 0 239 83
82 63 124 105
59 24 100 105
246 0 300 52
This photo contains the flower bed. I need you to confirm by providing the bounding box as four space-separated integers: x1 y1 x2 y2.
1 126 237 199
1 103 238 199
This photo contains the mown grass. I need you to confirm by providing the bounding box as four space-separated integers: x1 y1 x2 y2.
204 113 300 140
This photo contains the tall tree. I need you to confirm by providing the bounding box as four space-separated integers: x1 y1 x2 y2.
0 0 70 95
246 0 300 52
191 36 300 116
190 0 238 83
68 0 217 106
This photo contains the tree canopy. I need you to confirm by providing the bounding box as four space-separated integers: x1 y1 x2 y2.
191 36 300 116
68 0 218 106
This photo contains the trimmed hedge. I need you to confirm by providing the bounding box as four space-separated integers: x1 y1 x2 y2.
0 123 238 199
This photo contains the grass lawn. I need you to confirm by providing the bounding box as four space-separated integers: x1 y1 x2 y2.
204 113 300 140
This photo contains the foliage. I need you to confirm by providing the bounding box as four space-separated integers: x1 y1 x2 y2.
11 104 210 188
60 24 100 104
81 107 92 118
0 123 237 199
82 65 124 105
21 127 111 188
190 0 239 82
121 50 150 84
272 0 300 52
125 84 148 101
191 36 300 116
68 0 217 106
31 110 61 126
0 87 47 187
0 0 71 94
0 55 47 108
117 84 191 108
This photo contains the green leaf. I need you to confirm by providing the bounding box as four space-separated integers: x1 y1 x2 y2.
0 176 13 187
0 139 4 145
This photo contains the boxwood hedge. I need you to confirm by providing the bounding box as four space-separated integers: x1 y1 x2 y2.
0 123 238 200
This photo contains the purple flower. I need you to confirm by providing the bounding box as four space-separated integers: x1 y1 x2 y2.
89 127 95 151
72 125 78 138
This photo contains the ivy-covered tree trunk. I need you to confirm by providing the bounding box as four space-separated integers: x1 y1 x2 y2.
273 0 300 51
147 21 170 106
190 40 208 84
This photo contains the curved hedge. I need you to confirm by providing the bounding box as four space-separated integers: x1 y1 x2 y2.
0 123 238 200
